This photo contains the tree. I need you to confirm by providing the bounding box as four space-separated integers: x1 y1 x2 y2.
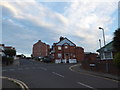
113 28 120 68
4 49 16 57
113 52 120 68
113 28 120 52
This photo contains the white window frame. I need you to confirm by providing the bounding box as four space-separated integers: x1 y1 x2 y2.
58 53 62 58
65 46 68 49
58 46 61 50
101 51 113 60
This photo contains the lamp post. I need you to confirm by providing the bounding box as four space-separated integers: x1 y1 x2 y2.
99 27 106 46
99 27 108 72
99 39 102 60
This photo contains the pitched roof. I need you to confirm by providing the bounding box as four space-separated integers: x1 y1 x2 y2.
56 37 76 46
97 41 113 52
33 40 48 46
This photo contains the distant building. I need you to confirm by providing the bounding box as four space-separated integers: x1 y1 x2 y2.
32 40 50 58
0 44 5 56
50 37 84 63
97 41 114 60
84 52 98 63
0 44 16 57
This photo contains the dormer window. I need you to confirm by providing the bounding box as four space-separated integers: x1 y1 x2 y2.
58 46 61 50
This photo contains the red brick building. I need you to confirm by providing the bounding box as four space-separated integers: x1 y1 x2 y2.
32 40 50 58
50 37 84 63
84 52 98 63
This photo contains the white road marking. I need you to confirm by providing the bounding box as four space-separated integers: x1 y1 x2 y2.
77 82 97 90
52 72 64 78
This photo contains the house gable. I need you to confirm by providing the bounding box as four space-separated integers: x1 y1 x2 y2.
56 38 76 46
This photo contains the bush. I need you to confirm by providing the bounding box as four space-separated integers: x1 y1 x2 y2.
2 56 14 65
113 52 120 68
8 57 14 64
4 49 16 57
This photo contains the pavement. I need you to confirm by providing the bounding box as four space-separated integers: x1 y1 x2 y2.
2 78 20 89
70 64 120 82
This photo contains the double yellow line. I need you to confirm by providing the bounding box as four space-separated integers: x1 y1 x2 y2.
0 76 29 90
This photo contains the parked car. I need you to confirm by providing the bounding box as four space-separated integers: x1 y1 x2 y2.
42 56 52 63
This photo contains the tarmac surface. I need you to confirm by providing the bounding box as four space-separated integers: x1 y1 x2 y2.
2 59 119 89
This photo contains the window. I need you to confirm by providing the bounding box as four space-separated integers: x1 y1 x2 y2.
101 52 113 60
58 53 62 58
65 46 68 48
73 55 75 57
58 46 61 50
105 52 113 59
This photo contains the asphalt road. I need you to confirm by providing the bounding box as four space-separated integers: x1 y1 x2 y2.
2 59 119 89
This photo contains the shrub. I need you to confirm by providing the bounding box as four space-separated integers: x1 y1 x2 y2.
113 52 120 68
8 57 14 64
4 49 16 57
2 56 14 65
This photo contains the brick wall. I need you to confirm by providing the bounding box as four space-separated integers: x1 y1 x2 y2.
81 60 120 75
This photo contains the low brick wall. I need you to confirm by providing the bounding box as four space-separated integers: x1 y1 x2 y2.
81 60 120 75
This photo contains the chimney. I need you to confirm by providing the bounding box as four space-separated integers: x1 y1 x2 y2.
60 36 64 41
38 40 41 42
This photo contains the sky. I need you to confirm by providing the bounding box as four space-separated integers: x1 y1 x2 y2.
1 0 119 57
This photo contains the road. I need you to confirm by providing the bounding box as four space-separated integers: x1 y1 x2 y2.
2 59 119 89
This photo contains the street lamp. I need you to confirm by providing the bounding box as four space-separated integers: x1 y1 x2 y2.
99 27 106 46
99 27 108 72
99 39 102 60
